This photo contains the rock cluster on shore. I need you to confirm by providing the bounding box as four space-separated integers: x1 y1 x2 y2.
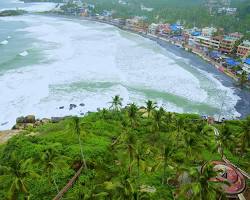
11 103 86 130
12 115 66 130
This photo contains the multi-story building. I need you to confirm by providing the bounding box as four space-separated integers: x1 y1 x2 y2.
229 32 244 40
201 27 217 37
220 36 237 53
125 16 148 32
148 23 159 34
237 40 250 57
195 36 221 50
205 0 231 14
157 24 171 35
220 33 243 54
218 7 237 15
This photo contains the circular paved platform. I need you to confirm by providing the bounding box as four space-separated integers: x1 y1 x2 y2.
202 161 246 197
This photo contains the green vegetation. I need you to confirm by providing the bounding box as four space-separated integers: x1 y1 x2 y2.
0 97 249 199
84 0 250 36
23 0 63 2
0 10 27 17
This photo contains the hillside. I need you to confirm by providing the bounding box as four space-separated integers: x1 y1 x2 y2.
83 0 250 34
0 98 249 199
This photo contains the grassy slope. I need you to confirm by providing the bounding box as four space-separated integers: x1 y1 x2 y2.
0 109 249 199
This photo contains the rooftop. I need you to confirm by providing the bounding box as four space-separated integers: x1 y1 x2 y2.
223 36 237 41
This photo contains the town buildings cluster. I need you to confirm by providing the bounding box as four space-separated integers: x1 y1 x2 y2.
57 1 250 86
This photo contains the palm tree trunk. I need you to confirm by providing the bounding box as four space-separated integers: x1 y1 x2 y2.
162 156 167 185
78 135 87 170
128 148 132 174
137 155 140 200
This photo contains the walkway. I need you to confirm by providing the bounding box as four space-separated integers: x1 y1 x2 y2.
212 126 249 199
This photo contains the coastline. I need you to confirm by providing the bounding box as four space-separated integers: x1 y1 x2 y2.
44 13 250 119
1 12 250 130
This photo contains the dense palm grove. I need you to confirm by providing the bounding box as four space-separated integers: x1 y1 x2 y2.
0 96 249 199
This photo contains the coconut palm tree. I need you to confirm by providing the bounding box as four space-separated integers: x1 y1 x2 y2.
72 116 88 170
127 103 139 128
183 131 201 158
217 124 234 158
153 107 165 131
124 132 137 175
40 147 68 192
116 172 137 199
240 116 250 154
145 100 157 118
109 95 123 111
0 157 38 200
161 145 173 185
166 112 173 132
238 71 248 88
176 117 184 133
178 165 224 200
101 108 109 119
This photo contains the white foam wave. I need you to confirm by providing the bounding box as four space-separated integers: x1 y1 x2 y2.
11 0 24 3
0 2 57 12
0 40 8 45
0 15 241 130
19 51 28 57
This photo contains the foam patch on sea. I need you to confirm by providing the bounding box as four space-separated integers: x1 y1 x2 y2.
0 2 57 12
0 15 241 130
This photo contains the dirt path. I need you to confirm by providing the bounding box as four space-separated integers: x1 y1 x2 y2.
0 130 22 144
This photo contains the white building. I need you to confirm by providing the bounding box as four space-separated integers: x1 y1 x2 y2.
202 27 217 37
195 36 221 50
141 4 153 12
148 23 159 34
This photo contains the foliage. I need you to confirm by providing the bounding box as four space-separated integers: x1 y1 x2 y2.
0 10 27 17
85 0 250 34
0 98 249 199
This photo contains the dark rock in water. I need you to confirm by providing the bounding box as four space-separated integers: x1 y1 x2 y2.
24 115 36 123
1 122 8 126
16 116 25 124
59 106 64 109
69 104 77 110
51 117 64 123
79 103 85 107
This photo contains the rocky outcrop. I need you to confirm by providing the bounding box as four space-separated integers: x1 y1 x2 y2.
13 115 52 130
69 104 77 110
12 115 69 130
16 115 36 124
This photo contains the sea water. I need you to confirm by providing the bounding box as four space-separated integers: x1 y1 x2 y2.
0 1 241 130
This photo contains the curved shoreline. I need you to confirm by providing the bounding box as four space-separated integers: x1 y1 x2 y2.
3 13 250 122
53 14 250 119
143 36 250 118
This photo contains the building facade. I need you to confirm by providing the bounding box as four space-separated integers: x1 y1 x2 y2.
237 40 250 57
